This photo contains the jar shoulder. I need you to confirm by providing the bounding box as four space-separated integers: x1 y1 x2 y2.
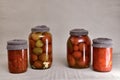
68 35 91 43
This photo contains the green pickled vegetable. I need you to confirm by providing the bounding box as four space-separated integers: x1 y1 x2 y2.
36 40 44 47
67 39 73 52
33 48 43 55
31 33 40 41
67 40 73 49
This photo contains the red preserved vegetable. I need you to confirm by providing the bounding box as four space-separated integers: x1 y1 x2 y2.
92 38 113 72
7 39 28 73
67 29 91 68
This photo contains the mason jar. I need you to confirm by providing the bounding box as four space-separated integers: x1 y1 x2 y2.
29 25 52 69
67 29 91 68
92 38 113 72
7 39 28 73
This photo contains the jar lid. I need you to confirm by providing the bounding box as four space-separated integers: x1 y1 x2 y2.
92 38 113 48
31 25 50 32
70 29 88 36
7 39 27 50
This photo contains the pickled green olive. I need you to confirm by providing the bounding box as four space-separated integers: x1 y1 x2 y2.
36 40 44 48
33 48 43 55
31 33 40 41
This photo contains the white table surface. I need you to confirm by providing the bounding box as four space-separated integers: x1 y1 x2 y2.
0 53 120 80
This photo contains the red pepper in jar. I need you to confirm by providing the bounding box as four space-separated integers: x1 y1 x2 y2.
67 29 91 68
7 39 28 73
92 38 113 72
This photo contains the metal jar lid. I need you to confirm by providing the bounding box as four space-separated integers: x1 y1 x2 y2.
70 29 88 36
7 39 27 50
92 38 113 48
31 25 50 32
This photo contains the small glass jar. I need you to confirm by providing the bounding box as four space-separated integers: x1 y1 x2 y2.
67 29 91 68
92 38 113 72
7 39 28 73
29 25 52 69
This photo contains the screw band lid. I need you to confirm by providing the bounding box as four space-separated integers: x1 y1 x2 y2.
70 29 88 36
7 39 27 50
92 38 113 48
31 25 49 32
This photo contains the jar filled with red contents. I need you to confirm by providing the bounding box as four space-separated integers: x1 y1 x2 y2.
92 38 113 72
29 25 52 69
7 39 28 73
67 29 91 68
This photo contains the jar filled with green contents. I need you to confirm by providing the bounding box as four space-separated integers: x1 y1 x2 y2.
29 25 52 69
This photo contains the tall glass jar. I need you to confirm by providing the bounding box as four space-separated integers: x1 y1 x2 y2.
7 39 28 73
29 25 52 69
92 38 113 72
67 29 91 68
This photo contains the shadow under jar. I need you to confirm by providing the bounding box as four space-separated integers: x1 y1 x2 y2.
7 39 28 73
29 25 52 69
92 38 113 72
67 29 91 68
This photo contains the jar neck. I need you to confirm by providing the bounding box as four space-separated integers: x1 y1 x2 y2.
70 35 87 37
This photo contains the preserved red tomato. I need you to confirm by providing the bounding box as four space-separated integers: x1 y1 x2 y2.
29 25 52 69
7 39 28 73
67 29 91 68
92 38 113 72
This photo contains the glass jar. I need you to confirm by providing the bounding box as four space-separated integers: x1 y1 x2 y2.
92 38 113 72
7 39 28 73
67 29 91 68
29 25 52 69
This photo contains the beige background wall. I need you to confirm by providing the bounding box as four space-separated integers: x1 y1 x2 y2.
0 0 120 54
